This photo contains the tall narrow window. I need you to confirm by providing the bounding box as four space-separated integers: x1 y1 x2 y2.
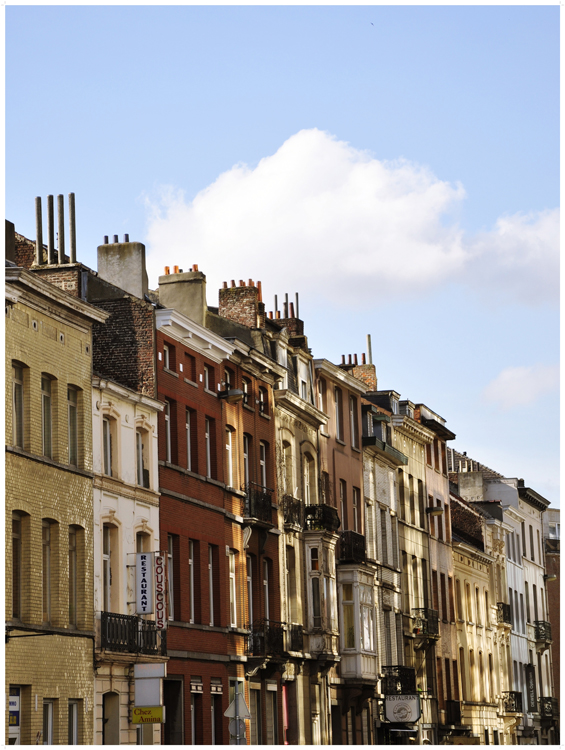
188 540 195 624
353 487 360 533
476 587 482 625
136 429 149 487
339 480 346 528
263 559 270 623
68 387 78 466
103 418 112 476
69 527 77 627
398 470 406 521
12 513 22 619
209 545 215 625
342 583 355 648
525 581 531 623
428 495 435 536
408 475 415 525
225 427 234 487
12 363 24 448
533 584 538 621
68 700 79 745
317 378 326 413
242 377 251 406
165 401 171 463
529 525 535 561
205 418 212 478
102 524 112 612
259 386 268 414
418 480 425 529
229 551 237 627
243 435 251 487
311 548 322 628
185 409 192 472
391 517 399 569
466 583 472 622
43 700 54 745
349 396 359 448
380 508 388 564
335 388 343 440
440 574 448 621
42 520 52 622
247 555 254 625
485 590 490 627
163 343 170 370
41 376 52 458
537 529 542 567
204 364 210 390
259 442 267 488
456 579 463 620
449 577 456 622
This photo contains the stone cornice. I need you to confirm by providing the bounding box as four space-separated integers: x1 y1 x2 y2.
274 389 328 428
156 308 235 363
225 340 287 382
93 376 165 412
392 415 435 444
453 540 495 566
313 359 368 394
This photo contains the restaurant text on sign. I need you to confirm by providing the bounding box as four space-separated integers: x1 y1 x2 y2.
136 552 154 615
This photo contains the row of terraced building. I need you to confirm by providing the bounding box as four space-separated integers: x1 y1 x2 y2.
5 200 560 745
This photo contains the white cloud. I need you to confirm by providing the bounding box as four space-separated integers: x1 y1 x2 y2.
143 128 558 309
482 364 559 410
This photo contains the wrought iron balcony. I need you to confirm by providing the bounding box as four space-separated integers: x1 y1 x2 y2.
502 691 523 714
100 611 166 656
281 494 304 529
381 665 416 695
338 530 366 563
539 697 559 718
497 602 512 626
245 619 285 657
243 482 274 524
304 503 341 533
412 608 440 637
445 700 462 725
534 620 552 643
287 624 303 652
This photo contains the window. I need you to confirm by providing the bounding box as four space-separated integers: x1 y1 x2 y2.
247 555 254 625
304 453 315 504
398 470 406 521
409 475 415 526
548 522 560 539
184 352 196 382
250 686 262 745
342 583 355 648
445 504 451 543
68 700 79 745
317 378 326 413
167 534 176 620
188 540 196 624
68 386 78 466
360 584 375 652
379 508 388 564
204 364 212 391
311 547 322 628
102 524 117 613
43 699 54 745
136 429 150 487
339 480 346 528
205 418 214 478
103 418 113 476
441 574 448 622
529 525 535 561
209 545 215 625
69 527 78 627
225 367 234 389
428 495 435 536
418 480 425 529
163 343 170 370
266 688 278 745
259 441 267 488
12 363 25 448
484 590 490 627
476 587 482 625
351 487 360 533
243 434 251 487
349 396 359 448
433 439 440 470
259 386 268 415
300 379 307 400
41 375 53 458
432 570 439 612
242 377 251 406
12 513 23 619
263 559 270 623
537 529 542 566
449 577 456 622
466 583 472 622
225 427 235 488
426 443 432 466
229 551 237 626
335 388 343 440
42 519 54 623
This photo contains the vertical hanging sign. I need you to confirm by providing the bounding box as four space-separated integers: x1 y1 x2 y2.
136 553 154 615
525 664 537 712
155 552 167 629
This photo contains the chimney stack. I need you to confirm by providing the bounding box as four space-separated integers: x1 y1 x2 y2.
47 195 55 264
68 193 77 263
35 197 43 265
97 236 149 299
218 278 265 329
57 194 65 264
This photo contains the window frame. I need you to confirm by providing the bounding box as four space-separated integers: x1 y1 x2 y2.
41 375 53 458
12 362 25 448
67 386 79 466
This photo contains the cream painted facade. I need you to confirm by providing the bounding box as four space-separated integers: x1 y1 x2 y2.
6 266 108 745
92 377 165 745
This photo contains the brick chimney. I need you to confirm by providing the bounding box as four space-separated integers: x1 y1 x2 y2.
219 280 265 329
351 363 377 392
158 267 208 327
97 237 148 300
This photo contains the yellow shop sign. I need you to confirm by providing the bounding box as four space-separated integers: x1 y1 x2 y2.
132 706 165 724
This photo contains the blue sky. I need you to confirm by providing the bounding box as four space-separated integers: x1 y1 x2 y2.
6 5 559 505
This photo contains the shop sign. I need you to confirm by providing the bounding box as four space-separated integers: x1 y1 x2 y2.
525 664 537 712
136 552 154 615
155 553 167 629
385 694 421 723
9 687 20 727
131 706 165 724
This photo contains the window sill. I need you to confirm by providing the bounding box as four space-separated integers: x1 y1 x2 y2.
259 412 271 420
226 486 246 498
320 430 329 438
163 367 179 379
335 438 346 446
204 388 218 398
351 446 361 454
6 445 93 477
242 403 255 413
184 377 198 388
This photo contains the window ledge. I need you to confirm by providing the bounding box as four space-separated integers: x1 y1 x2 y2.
206 477 226 488
351 445 361 454
242 404 255 413
335 438 346 446
204 388 218 397
259 412 271 420
184 378 198 388
6 445 93 477
320 430 329 438
163 367 179 378
226 486 246 498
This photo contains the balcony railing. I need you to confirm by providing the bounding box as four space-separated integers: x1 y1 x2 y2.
502 691 523 714
287 624 303 652
100 611 166 656
338 530 366 563
281 495 304 528
497 602 512 626
304 503 341 533
243 482 274 524
445 700 462 725
412 608 440 637
534 620 552 643
245 619 285 657
539 697 559 718
381 665 416 695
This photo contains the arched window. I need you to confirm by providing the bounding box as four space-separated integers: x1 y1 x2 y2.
136 428 150 488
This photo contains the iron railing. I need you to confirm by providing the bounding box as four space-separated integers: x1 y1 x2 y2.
287 624 303 652
535 620 552 642
497 602 512 626
100 611 166 655
502 691 523 713
243 482 274 523
338 530 366 563
445 700 461 725
304 503 341 533
539 697 559 718
412 608 440 637
281 495 304 528
381 665 416 695
245 619 285 657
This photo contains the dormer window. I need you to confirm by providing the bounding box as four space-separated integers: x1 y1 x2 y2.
391 399 399 415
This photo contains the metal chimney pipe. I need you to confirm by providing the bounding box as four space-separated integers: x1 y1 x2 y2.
284 293 289 318
295 293 299 319
104 236 109 244
341 355 346 365
57 195 65 263
124 234 129 242
257 281 262 302
68 193 77 263
362 353 366 365
47 195 55 264
289 302 295 318
35 197 43 265
274 295 278 313
367 334 373 365
354 354 358 366
113 235 118 243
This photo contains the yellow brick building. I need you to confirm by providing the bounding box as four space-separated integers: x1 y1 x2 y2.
5 265 108 745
